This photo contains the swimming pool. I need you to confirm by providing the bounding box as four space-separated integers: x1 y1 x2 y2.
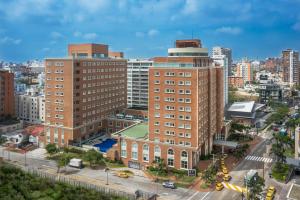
93 139 117 153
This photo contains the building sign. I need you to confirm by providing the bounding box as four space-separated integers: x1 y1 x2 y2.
128 161 140 170
188 169 196 176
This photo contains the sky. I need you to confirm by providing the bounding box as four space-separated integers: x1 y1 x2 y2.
0 0 300 62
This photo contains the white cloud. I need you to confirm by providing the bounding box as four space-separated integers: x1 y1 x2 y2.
135 32 145 37
50 31 64 39
83 33 97 40
73 31 82 37
182 0 199 15
0 37 22 45
215 26 242 35
292 21 300 31
148 29 159 37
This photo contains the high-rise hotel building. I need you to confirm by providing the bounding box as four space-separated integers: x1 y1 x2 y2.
44 44 127 146
282 49 300 84
113 39 224 170
0 70 15 119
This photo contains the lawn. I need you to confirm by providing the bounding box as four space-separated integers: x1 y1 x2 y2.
271 162 291 182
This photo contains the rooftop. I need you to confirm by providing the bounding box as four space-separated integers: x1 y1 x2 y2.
115 123 148 139
228 101 256 113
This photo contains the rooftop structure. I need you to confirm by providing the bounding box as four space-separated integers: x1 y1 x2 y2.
114 123 148 139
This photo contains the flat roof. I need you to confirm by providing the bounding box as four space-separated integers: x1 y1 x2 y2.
228 101 255 113
117 123 148 139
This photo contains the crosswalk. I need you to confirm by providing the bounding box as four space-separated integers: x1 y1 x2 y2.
222 182 247 193
245 155 273 163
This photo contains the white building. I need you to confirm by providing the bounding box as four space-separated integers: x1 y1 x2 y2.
212 46 232 75
212 55 229 107
15 88 45 124
127 59 153 108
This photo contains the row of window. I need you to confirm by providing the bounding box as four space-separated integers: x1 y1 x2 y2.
154 71 192 77
82 80 125 88
154 80 192 86
47 69 64 74
154 96 191 103
82 74 125 80
82 68 124 73
154 105 191 112
120 142 189 169
155 114 192 120
154 88 192 94
82 61 126 67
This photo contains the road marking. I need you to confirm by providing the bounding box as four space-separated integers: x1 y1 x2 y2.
187 191 199 200
222 182 247 193
200 192 210 200
245 155 273 163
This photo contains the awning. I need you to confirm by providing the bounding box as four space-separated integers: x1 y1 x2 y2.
213 140 238 148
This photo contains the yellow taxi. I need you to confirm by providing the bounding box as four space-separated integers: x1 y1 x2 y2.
216 182 224 191
222 167 228 174
266 186 276 200
117 172 129 178
223 174 231 182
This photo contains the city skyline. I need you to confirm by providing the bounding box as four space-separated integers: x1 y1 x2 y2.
1 0 300 62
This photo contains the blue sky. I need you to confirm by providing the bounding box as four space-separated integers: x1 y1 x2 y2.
0 0 300 62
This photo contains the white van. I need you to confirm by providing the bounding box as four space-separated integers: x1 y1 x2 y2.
69 158 83 168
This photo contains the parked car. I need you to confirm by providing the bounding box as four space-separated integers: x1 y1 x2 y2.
266 186 276 200
222 167 228 174
162 181 176 189
215 182 224 191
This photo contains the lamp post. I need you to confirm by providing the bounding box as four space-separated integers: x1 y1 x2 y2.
105 167 109 185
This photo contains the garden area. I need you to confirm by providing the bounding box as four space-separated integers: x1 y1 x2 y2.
0 164 128 200
271 163 291 182
45 144 124 172
146 159 197 188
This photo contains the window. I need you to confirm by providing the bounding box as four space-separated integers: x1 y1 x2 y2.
143 144 149 162
178 81 184 86
178 98 184 103
165 72 175 76
178 89 184 94
154 121 160 126
154 71 160 76
154 80 160 84
154 146 161 162
155 104 160 110
165 88 175 93
179 106 184 112
185 98 191 103
185 141 191 146
154 96 160 101
185 106 191 112
185 90 191 94
181 151 188 169
131 143 138 160
154 88 160 93
185 72 192 77
178 132 184 137
178 72 184 77
165 130 175 136
185 81 191 85
167 149 174 167
185 124 191 129
155 129 160 134
155 113 160 118
185 115 191 120
185 133 191 138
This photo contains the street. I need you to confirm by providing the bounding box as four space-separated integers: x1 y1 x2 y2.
0 147 208 200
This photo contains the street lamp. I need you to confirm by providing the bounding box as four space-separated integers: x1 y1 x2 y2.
105 167 109 185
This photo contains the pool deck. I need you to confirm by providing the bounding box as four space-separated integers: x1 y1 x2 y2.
114 123 149 139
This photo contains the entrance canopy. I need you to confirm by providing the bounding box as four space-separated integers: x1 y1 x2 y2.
213 140 238 148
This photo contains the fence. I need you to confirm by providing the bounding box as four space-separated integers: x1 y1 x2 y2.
22 166 137 200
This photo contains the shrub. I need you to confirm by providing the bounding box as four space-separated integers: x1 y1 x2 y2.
45 144 58 155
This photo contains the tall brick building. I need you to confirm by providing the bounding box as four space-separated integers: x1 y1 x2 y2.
282 49 300 84
0 70 15 119
111 39 224 170
44 44 127 147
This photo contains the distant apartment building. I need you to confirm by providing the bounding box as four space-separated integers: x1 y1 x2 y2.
44 43 127 147
282 49 300 84
110 39 224 170
212 46 232 75
0 70 15 119
228 76 244 88
237 59 253 83
127 59 153 109
212 54 229 107
108 51 124 59
15 88 45 124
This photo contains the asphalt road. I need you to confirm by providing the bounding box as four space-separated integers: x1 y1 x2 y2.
0 146 209 200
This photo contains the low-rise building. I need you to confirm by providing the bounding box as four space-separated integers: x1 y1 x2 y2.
229 76 244 88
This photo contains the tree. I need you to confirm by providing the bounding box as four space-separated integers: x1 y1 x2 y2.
201 164 217 185
270 133 293 164
56 153 72 173
153 158 167 173
233 144 250 161
247 175 265 200
45 144 58 155
83 149 104 167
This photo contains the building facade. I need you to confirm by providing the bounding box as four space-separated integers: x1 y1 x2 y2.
44 43 127 147
15 88 45 124
0 70 15 119
212 46 232 75
282 49 300 84
229 76 244 88
237 60 253 83
110 39 224 170
212 54 229 107
127 59 153 109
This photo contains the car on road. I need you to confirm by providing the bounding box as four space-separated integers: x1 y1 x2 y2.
223 174 231 182
216 182 224 191
117 172 129 178
222 168 228 174
162 181 176 189
266 186 276 200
